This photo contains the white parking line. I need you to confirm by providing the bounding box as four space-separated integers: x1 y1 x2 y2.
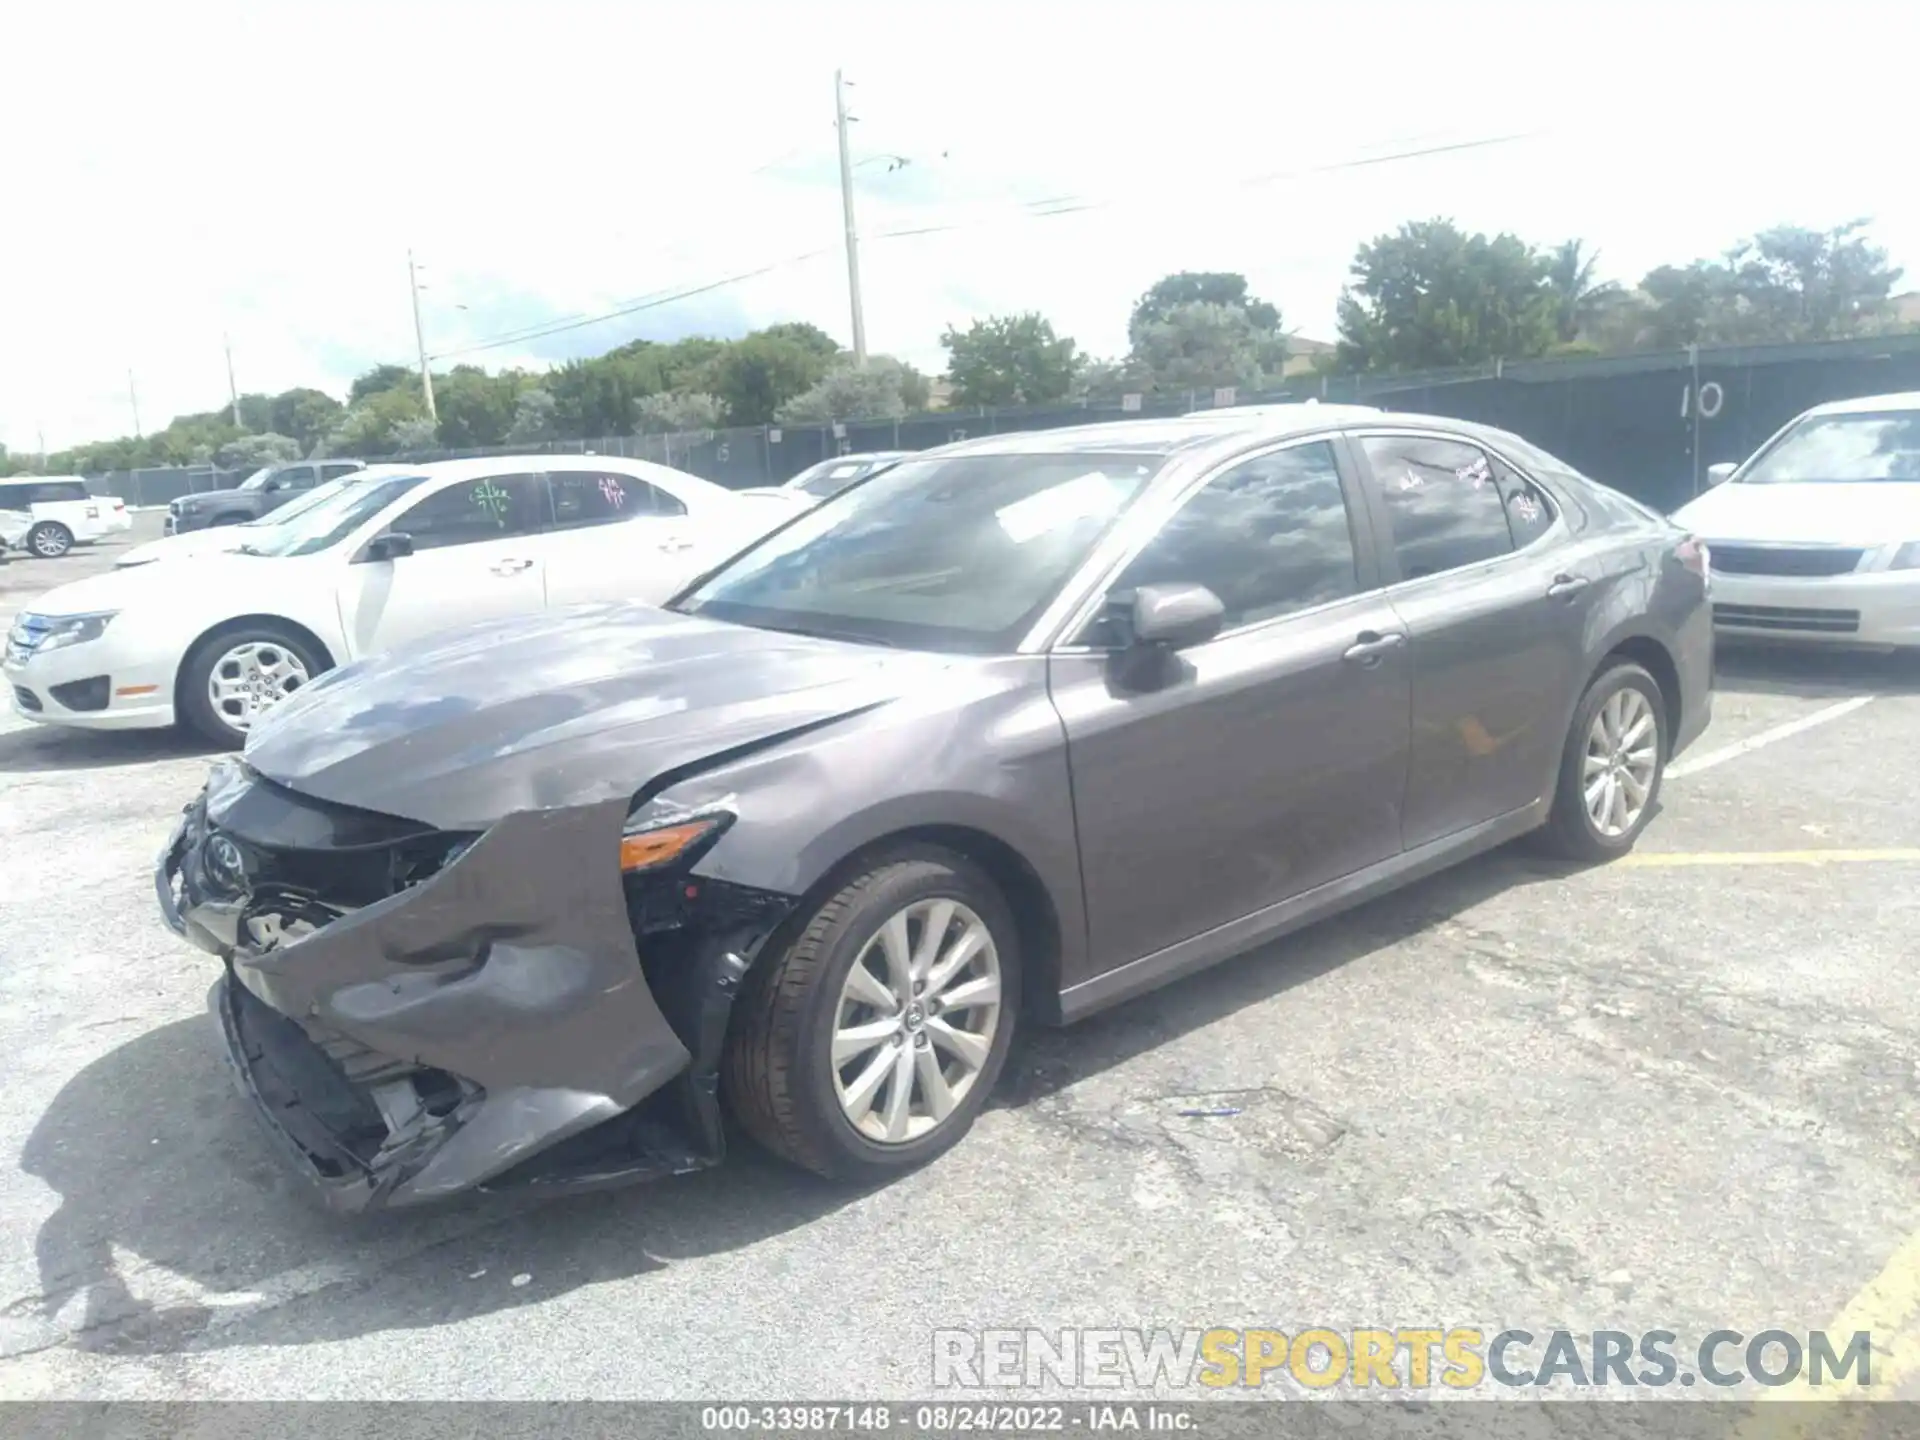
1667 695 1877 780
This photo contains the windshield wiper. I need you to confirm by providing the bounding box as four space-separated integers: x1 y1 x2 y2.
750 618 901 649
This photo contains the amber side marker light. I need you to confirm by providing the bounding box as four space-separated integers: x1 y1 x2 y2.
619 819 722 874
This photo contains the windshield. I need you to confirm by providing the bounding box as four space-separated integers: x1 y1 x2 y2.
239 476 355 527
1739 411 1920 484
674 451 1165 652
236 467 275 492
236 474 427 557
789 457 885 499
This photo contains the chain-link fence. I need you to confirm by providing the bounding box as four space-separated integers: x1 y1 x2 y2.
83 332 1920 514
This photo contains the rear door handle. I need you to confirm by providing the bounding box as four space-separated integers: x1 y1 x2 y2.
1342 630 1407 666
1547 573 1591 600
490 557 534 576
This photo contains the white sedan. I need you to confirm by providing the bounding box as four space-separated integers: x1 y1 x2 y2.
1673 390 1920 649
5 455 793 745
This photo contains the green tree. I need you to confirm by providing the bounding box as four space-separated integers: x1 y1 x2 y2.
267 388 345 452
216 432 300 469
1130 272 1280 346
941 313 1081 406
1130 302 1286 395
635 391 726 433
322 387 430 456
1725 220 1903 341
698 334 832 425
776 357 926 423
1545 240 1622 344
348 364 417 404
1335 219 1556 371
1636 262 1730 348
752 321 843 362
504 387 558 445
433 365 525 448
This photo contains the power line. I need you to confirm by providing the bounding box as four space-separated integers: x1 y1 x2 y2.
429 127 1545 362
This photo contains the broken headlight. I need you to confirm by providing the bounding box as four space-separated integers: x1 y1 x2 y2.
619 799 734 875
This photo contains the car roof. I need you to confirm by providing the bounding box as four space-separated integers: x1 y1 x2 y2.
928 404 1444 459
1806 391 1920 417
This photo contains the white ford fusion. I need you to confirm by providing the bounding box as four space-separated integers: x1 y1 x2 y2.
5 455 792 745
1673 391 1920 649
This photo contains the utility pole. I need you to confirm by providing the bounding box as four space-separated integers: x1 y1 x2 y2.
834 69 868 364
127 370 143 438
225 335 242 428
408 249 439 424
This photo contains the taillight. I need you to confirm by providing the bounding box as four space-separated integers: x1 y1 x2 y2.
1677 535 1710 585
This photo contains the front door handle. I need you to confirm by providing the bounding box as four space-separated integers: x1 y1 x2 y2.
1342 630 1407 666
490 557 534 576
1547 573 1591 600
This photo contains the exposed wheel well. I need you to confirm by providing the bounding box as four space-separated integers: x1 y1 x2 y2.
209 512 252 527
174 615 337 710
1598 634 1682 739
797 824 1065 1025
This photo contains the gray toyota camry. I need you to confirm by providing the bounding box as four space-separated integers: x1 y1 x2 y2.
157 405 1713 1212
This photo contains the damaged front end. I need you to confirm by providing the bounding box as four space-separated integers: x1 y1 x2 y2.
157 758 795 1213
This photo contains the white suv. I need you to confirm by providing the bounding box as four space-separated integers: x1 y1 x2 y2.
0 477 132 559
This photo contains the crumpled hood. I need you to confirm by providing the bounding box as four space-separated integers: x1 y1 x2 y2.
243 603 944 830
1672 480 1920 546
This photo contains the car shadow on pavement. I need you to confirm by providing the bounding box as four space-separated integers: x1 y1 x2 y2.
0 725 220 774
1713 643 1920 698
17 843 1563 1361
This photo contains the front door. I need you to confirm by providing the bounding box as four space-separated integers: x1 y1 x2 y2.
1049 438 1411 975
1351 432 1598 850
335 471 548 658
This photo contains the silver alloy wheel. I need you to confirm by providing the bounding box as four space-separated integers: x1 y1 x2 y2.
831 897 1003 1144
30 525 70 558
1582 687 1659 838
207 640 311 732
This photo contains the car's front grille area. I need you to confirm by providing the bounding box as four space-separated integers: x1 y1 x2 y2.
1714 603 1861 634
1709 544 1864 577
49 675 109 712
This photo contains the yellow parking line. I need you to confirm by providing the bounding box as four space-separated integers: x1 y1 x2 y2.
1617 849 1920 869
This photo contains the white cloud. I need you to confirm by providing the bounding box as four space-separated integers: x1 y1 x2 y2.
2 0 1913 450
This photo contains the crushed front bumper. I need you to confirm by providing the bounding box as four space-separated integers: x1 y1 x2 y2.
158 763 792 1213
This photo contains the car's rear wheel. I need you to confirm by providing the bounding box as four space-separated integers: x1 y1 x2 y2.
178 623 326 748
1538 661 1666 862
723 846 1019 1181
27 522 73 558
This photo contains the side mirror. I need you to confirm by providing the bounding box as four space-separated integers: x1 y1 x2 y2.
362 530 414 561
1705 462 1738 488
1120 583 1226 650
262 478 284 493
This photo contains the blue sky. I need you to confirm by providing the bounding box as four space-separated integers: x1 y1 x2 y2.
3 0 1914 450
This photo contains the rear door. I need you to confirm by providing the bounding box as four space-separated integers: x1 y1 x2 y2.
1049 436 1410 972
1350 430 1596 850
334 472 547 656
538 467 705 607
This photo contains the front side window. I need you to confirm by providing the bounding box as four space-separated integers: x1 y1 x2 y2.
389 473 543 551
546 470 685 528
1361 435 1516 580
237 474 429 557
1092 441 1358 638
1739 412 1920 484
674 451 1166 652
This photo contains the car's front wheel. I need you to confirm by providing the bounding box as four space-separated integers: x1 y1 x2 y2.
178 623 327 748
27 522 73 558
1539 660 1667 862
723 846 1019 1181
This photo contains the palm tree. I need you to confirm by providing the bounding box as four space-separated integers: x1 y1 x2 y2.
1546 240 1623 344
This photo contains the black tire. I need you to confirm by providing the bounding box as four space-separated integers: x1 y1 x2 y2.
1537 661 1667 862
723 845 1021 1181
27 522 73 559
177 622 328 749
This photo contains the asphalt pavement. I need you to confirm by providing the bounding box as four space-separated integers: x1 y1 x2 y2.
2 525 1918 1409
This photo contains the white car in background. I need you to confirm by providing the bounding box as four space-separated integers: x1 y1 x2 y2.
739 451 910 509
114 468 406 567
1673 391 1920 649
0 476 132 558
6 455 789 745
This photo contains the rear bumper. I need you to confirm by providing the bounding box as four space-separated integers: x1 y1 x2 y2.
159 769 790 1213
1709 571 1920 649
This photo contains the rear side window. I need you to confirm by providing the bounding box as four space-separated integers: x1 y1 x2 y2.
320 462 361 481
9 481 89 503
1490 457 1556 548
1360 435 1515 580
546 470 687 527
